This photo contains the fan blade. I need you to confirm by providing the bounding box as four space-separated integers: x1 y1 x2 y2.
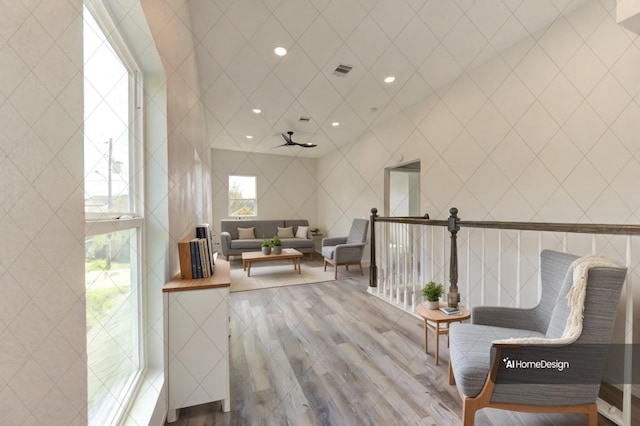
281 133 292 144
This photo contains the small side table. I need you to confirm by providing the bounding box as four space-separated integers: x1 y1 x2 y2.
416 303 470 365
311 233 324 254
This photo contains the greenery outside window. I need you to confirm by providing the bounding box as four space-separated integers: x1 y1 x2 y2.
83 3 144 425
229 175 257 216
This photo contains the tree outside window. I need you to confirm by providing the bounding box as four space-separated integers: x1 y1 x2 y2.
229 175 257 216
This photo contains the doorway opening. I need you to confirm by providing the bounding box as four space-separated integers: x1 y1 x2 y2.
385 160 420 216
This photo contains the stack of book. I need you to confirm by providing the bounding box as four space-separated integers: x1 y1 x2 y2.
178 224 216 280
439 307 461 315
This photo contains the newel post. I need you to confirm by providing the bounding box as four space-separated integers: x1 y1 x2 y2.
369 207 378 288
447 207 460 308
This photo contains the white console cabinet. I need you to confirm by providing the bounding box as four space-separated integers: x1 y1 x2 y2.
163 259 230 422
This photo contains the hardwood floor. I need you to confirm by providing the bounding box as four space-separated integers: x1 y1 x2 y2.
167 273 617 425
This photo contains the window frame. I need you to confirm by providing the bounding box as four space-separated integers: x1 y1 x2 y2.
228 175 258 217
83 1 145 424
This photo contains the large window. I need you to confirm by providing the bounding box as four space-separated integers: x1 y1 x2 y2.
229 175 257 216
83 4 143 425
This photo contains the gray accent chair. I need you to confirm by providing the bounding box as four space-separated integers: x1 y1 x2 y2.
449 249 627 426
322 218 369 280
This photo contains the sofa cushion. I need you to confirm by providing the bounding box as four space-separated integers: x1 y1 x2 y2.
221 220 284 240
280 238 314 250
295 225 309 239
284 220 310 238
237 227 255 239
277 226 294 238
449 323 544 398
231 239 263 250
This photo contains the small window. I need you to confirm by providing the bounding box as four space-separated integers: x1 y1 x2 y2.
229 175 257 216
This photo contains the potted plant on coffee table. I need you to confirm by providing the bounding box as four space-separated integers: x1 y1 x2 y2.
422 281 444 309
271 235 282 254
261 239 272 255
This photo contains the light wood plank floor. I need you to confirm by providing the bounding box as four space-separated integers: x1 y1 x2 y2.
167 272 617 425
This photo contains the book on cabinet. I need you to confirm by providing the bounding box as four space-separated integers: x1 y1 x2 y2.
178 225 216 280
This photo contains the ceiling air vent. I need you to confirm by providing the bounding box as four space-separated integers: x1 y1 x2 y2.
333 64 353 77
298 116 311 123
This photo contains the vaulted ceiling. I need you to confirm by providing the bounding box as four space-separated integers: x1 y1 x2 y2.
187 0 589 158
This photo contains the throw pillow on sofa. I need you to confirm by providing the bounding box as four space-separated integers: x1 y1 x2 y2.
238 227 255 239
295 225 309 239
277 226 294 238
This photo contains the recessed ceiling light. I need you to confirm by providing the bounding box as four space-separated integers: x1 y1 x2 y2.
246 135 253 139
331 122 340 127
384 76 395 84
252 108 261 114
274 47 287 56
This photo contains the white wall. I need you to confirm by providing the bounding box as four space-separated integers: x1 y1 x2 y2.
141 0 212 274
317 0 640 333
319 0 640 235
211 149 319 241
0 1 87 424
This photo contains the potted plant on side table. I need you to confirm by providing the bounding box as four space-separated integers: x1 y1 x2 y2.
271 235 282 254
422 281 444 310
261 239 272 255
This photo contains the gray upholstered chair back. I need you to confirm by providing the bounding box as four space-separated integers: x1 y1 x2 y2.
346 218 369 244
520 249 578 334
539 250 627 340
536 250 580 334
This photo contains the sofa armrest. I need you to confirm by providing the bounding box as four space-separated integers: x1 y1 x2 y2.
322 236 347 247
220 232 232 255
472 306 542 331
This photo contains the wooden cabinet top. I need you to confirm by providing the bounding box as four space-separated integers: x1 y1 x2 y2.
163 259 230 292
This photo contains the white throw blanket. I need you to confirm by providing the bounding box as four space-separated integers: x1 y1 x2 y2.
492 255 618 345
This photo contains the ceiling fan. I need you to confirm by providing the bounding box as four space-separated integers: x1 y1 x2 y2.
276 131 317 148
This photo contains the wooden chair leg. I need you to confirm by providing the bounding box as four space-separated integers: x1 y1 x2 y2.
323 259 327 271
334 265 338 280
358 262 363 275
587 403 597 426
448 359 455 385
462 399 477 426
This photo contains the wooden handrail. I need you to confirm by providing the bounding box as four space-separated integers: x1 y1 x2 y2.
372 215 640 235
369 206 640 290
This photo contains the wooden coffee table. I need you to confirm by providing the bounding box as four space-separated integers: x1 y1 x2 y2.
416 303 470 365
242 249 303 277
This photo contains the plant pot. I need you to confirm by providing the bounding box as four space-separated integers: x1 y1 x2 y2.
272 246 282 255
425 300 440 310
261 246 271 255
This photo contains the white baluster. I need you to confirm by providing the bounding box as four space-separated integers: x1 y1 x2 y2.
466 228 470 308
481 228 486 306
498 230 502 307
623 236 633 426
516 231 521 308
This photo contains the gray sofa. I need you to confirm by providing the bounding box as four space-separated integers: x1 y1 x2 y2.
220 219 315 259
